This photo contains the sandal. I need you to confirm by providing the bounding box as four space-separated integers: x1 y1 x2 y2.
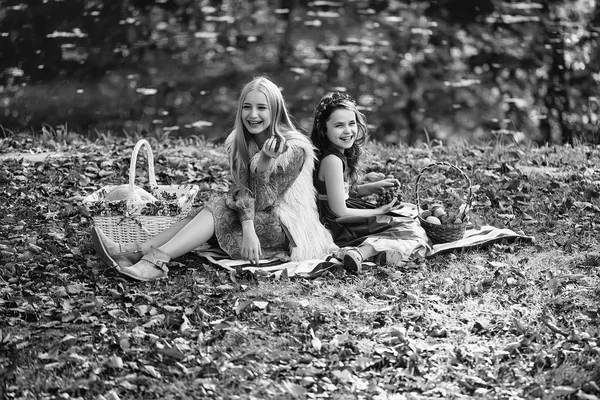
373 252 387 266
386 251 408 269
116 246 170 282
91 226 118 268
340 247 363 274
116 264 168 282
112 252 143 269
91 227 142 268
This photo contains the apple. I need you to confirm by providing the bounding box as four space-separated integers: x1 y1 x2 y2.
425 216 441 225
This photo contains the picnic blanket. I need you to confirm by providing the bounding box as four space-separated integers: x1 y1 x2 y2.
194 225 534 279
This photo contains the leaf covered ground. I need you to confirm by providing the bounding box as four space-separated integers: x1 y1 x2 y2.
1 133 599 400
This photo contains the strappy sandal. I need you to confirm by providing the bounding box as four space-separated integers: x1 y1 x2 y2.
116 246 170 282
385 251 408 269
112 252 143 269
340 247 363 274
373 252 387 266
91 226 119 268
91 227 142 268
117 264 168 282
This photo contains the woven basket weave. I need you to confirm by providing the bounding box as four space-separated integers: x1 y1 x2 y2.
83 139 199 244
416 162 473 244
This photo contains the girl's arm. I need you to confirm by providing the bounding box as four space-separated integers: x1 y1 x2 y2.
252 145 304 207
241 219 261 265
352 178 401 197
224 182 263 265
230 140 304 263
321 155 397 217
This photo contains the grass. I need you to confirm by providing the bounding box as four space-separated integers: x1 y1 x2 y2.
0 130 599 399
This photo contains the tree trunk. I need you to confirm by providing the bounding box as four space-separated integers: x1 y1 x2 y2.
543 12 573 144
278 0 296 66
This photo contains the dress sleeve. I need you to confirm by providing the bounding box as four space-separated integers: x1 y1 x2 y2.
225 146 305 221
252 146 305 209
225 164 256 222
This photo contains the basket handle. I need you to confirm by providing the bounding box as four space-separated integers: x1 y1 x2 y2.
128 139 158 199
415 162 473 213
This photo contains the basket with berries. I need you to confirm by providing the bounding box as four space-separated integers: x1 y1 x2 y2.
415 162 473 244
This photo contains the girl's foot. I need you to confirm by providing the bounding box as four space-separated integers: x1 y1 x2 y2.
91 227 142 268
117 263 167 281
112 252 143 269
339 247 363 274
116 246 170 282
373 251 387 266
386 251 408 268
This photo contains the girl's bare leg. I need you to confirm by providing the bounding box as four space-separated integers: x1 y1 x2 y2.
94 215 196 257
156 209 215 258
357 244 377 260
133 209 215 255
118 209 216 281
137 217 195 253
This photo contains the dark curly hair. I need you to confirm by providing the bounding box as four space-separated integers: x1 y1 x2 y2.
310 92 368 187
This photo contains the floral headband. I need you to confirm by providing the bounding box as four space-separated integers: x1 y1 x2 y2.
314 92 356 123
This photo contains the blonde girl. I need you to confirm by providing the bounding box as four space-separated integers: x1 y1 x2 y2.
93 76 333 281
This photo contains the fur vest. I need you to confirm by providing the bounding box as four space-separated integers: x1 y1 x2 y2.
226 132 334 260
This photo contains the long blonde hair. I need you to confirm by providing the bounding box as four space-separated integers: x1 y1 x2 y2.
229 76 300 187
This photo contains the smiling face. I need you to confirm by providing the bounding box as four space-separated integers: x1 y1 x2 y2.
241 89 272 136
325 108 357 152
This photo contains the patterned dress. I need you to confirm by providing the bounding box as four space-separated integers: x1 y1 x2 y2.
189 147 305 260
314 148 429 262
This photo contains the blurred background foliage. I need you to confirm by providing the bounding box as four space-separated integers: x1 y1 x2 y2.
0 0 598 145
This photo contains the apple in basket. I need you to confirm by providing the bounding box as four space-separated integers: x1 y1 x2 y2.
104 184 158 203
420 203 469 225
424 215 442 225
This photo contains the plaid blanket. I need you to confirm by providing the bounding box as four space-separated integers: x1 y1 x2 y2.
194 225 534 279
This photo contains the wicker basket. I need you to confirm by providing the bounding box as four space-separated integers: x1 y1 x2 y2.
415 162 473 244
83 139 199 244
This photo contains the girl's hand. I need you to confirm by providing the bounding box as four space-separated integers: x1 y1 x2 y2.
262 134 288 159
364 178 400 196
241 229 262 265
376 197 401 214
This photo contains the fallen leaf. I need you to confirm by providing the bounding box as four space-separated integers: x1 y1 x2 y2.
311 337 322 352
281 380 306 398
552 386 577 396
107 355 123 369
144 364 162 378
252 300 269 310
